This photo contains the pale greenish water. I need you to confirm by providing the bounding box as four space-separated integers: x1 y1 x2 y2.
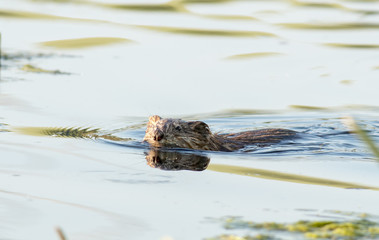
1 0 379 239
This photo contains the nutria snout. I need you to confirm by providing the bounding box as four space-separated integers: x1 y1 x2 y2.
153 129 164 141
143 115 297 152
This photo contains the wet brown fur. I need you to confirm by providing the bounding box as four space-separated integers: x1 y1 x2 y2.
143 115 297 152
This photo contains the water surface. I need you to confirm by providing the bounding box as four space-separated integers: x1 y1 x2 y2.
1 0 379 239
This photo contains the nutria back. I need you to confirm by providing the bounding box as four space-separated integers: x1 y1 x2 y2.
143 115 297 152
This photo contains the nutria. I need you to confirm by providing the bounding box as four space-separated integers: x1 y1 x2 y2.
143 115 297 152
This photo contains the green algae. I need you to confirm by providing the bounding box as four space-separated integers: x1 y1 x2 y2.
216 216 379 240
206 234 275 240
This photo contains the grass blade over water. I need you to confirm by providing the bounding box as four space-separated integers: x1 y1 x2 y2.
208 164 379 190
343 117 379 162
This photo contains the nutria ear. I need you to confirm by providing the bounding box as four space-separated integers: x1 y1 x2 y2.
149 115 161 123
189 121 210 134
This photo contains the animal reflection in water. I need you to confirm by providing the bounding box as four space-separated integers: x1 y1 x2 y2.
145 149 210 171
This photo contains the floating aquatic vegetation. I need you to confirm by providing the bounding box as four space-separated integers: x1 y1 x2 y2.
0 8 113 25
341 0 379 2
2 51 74 81
0 122 10 132
290 0 379 14
40 37 134 49
323 43 379 49
290 0 346 10
206 234 274 240
207 164 379 190
1 52 55 61
99 2 186 12
184 109 275 120
31 0 79 2
200 14 257 21
0 9 65 20
180 0 234 3
15 126 132 142
225 52 284 60
16 126 100 138
289 105 327 110
136 25 277 37
340 80 353 85
21 64 69 75
209 216 379 240
320 73 330 77
278 22 379 30
100 134 132 142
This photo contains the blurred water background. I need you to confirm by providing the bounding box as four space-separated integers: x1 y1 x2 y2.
1 0 379 239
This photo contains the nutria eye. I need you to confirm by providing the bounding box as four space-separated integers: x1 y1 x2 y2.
175 126 182 131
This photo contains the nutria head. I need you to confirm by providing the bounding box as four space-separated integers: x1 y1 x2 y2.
143 115 297 152
143 115 217 150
